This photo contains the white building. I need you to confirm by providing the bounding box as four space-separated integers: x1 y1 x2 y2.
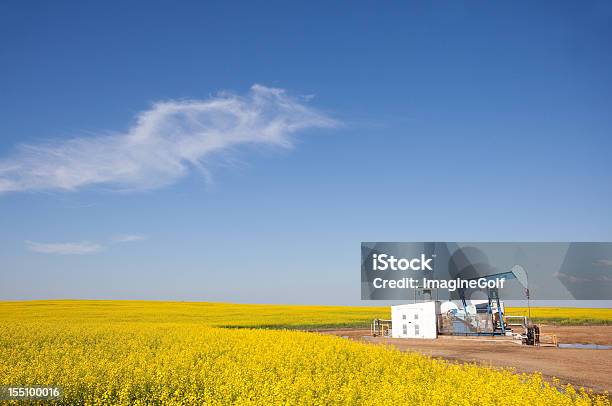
391 301 440 339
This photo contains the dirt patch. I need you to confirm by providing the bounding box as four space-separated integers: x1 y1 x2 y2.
321 326 612 394
540 325 612 346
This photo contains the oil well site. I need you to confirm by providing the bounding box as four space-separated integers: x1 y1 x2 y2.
323 299 612 394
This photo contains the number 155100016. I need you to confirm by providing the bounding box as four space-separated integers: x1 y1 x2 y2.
0 385 62 400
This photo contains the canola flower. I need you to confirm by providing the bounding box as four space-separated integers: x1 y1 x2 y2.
506 307 612 325
0 301 609 405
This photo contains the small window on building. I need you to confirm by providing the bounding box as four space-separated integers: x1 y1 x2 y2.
415 325 420 336
414 314 419 320
402 314 406 320
402 324 407 335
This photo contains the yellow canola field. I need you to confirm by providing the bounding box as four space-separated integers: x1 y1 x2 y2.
0 300 389 329
0 301 609 405
506 307 612 325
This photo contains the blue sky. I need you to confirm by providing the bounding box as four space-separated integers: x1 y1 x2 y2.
0 1 611 304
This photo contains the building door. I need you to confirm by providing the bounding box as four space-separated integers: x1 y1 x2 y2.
401 312 409 337
401 309 422 338
413 310 421 338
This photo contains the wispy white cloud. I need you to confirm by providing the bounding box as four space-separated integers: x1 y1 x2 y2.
0 85 337 193
593 259 612 267
26 240 104 255
112 234 146 243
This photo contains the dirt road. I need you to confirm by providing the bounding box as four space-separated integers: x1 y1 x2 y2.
321 326 612 393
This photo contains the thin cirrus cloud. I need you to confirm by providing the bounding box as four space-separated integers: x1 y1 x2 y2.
26 233 146 255
0 85 337 193
25 240 104 255
593 259 612 267
112 234 146 243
